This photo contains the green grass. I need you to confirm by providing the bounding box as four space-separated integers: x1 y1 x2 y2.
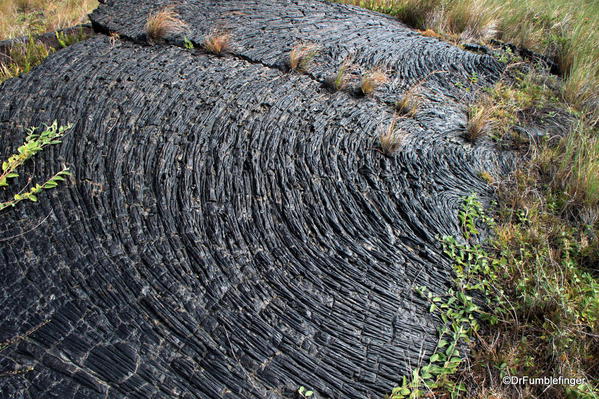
0 27 90 83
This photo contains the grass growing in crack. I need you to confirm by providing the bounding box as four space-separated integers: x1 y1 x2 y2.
360 68 388 95
0 35 49 82
379 117 405 155
327 58 353 91
0 121 72 212
468 68 561 147
478 170 494 185
289 42 319 72
145 5 188 43
202 31 231 55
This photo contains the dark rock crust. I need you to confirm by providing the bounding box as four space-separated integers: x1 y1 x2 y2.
0 1 509 398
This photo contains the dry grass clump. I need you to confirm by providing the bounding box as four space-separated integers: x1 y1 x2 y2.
145 6 188 43
360 69 388 95
465 103 492 142
288 42 319 72
395 91 421 116
0 0 98 40
202 31 231 55
379 117 405 155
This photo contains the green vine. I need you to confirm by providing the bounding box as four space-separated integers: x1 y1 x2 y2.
388 194 502 399
0 121 72 211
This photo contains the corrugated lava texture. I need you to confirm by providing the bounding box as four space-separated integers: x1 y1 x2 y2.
0 1 511 398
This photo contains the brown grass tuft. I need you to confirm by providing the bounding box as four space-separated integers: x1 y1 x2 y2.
289 42 319 72
361 69 388 95
145 6 188 43
395 91 421 116
466 103 492 142
202 31 231 55
379 117 405 155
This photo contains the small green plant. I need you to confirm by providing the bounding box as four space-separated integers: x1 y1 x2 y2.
183 36 194 49
495 47 514 64
55 31 68 48
327 59 353 91
55 28 88 49
453 81 470 92
0 121 72 211
297 386 314 398
458 193 495 239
